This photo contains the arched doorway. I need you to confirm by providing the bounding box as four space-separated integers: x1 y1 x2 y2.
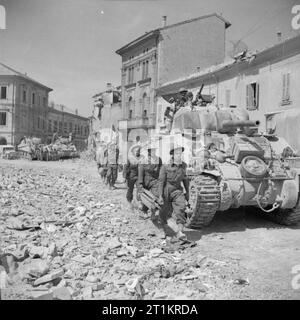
0 137 7 145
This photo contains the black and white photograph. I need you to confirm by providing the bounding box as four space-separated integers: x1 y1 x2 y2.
1 0 300 303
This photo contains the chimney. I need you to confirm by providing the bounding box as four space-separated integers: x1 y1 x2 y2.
277 31 282 42
75 109 78 115
196 66 200 72
106 83 112 92
162 16 167 28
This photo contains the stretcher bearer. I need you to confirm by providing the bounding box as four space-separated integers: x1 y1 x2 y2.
158 144 189 240
137 142 162 215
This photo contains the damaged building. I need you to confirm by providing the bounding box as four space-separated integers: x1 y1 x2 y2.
156 33 300 152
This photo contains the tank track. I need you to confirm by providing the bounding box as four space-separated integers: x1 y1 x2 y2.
186 174 220 229
263 206 300 226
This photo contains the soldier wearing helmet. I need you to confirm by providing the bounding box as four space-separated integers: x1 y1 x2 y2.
137 141 162 218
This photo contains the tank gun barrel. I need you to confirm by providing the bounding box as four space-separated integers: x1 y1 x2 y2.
221 120 260 128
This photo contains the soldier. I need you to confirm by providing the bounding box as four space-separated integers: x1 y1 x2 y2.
158 144 189 240
98 142 108 183
178 87 188 108
106 141 119 189
124 144 144 209
137 143 162 218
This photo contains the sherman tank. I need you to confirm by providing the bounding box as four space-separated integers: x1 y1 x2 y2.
157 90 300 229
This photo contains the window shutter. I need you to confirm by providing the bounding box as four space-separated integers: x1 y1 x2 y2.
132 67 134 83
246 85 249 109
255 83 259 109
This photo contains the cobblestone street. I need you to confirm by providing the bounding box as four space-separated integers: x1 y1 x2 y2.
1 159 300 300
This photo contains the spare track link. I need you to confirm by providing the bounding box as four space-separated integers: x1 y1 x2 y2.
186 175 220 229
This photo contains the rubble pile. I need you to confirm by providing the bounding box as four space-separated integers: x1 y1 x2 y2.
0 161 245 300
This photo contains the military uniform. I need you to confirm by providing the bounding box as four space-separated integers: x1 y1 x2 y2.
158 158 189 226
106 143 119 188
99 144 109 182
124 146 144 203
138 155 162 198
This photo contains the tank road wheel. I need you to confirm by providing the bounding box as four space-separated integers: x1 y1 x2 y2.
263 205 300 226
186 175 220 229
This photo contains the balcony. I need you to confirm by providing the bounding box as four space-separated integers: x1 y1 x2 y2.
124 83 136 90
138 77 151 86
118 114 156 130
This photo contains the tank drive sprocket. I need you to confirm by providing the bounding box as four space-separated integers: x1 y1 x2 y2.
186 174 220 228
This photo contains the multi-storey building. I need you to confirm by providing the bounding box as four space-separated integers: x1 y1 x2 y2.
47 105 90 151
0 62 89 150
116 13 231 145
91 83 122 137
0 62 52 145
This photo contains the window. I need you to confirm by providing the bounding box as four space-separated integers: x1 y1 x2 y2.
43 97 46 107
42 119 45 130
282 73 291 104
48 120 52 132
246 82 259 110
64 122 67 133
0 112 7 125
22 90 27 103
69 122 73 132
225 89 231 108
59 121 62 132
32 93 35 105
0 86 7 99
142 93 148 117
54 121 58 132
128 96 134 119
142 61 149 80
38 117 40 129
127 66 134 84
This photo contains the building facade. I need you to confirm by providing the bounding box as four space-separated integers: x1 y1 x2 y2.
156 34 300 151
47 105 90 151
0 62 52 145
91 83 122 136
116 13 231 145
0 62 89 150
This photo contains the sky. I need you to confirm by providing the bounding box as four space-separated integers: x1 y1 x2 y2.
0 0 299 117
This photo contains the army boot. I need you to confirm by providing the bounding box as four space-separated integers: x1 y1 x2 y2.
177 223 187 241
